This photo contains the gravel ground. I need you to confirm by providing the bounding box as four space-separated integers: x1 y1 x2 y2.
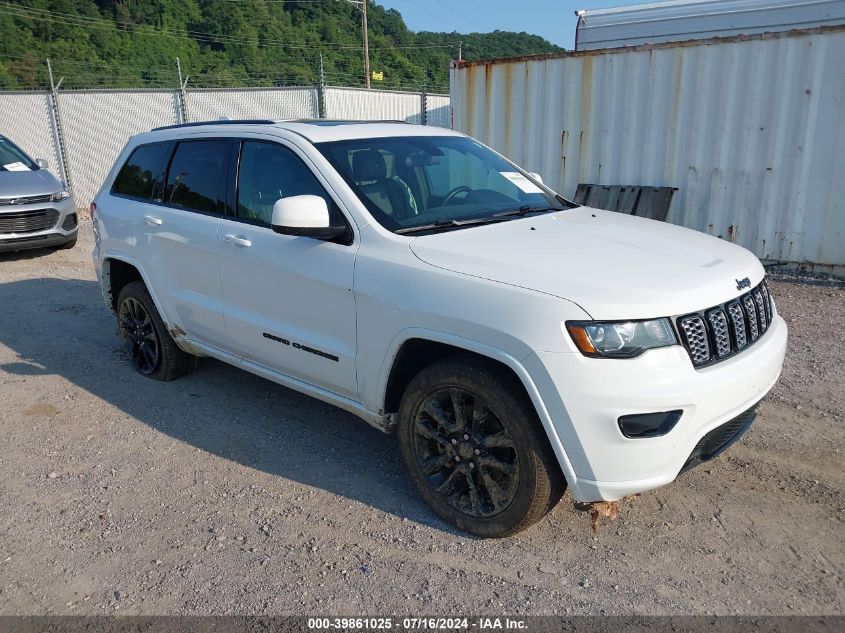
0 220 842 616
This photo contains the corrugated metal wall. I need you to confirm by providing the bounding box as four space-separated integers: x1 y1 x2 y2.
451 27 845 268
0 87 451 207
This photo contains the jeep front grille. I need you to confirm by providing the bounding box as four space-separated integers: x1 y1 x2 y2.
727 302 747 350
677 280 773 368
678 315 710 364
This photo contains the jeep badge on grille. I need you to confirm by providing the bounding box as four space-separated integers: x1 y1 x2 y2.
736 277 751 291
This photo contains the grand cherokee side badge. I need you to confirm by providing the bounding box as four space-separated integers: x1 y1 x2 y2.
736 277 751 291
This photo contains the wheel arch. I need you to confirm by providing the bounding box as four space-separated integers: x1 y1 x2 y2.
102 256 143 312
100 255 171 331
379 330 579 490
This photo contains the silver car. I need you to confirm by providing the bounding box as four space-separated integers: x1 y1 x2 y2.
0 134 77 253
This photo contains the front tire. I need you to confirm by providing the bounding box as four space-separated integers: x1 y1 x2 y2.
397 357 565 537
116 281 196 381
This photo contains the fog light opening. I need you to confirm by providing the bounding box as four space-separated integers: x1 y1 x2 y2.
618 410 683 439
62 213 78 231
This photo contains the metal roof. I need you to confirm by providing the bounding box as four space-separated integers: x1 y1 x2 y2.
574 0 845 50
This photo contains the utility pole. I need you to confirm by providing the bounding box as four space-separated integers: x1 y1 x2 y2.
362 0 370 88
317 54 327 118
346 0 371 89
420 68 428 126
458 41 463 62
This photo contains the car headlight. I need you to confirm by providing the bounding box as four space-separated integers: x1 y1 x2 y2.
566 318 677 358
50 188 70 201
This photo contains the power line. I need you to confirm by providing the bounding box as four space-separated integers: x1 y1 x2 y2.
0 3 458 52
394 0 464 37
382 3 494 59
426 0 487 32
0 2 468 90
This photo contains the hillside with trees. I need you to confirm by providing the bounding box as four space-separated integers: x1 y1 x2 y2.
0 1 563 93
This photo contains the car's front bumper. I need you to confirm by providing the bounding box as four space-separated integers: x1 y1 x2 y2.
0 197 78 253
524 311 788 502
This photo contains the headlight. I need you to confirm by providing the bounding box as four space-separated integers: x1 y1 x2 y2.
50 188 70 201
566 318 677 358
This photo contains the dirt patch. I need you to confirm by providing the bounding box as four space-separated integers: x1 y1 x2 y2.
23 403 59 417
0 220 842 616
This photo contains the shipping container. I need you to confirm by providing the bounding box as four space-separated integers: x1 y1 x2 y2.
451 26 845 271
575 0 845 50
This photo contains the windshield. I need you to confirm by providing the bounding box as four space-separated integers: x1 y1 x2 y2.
0 136 37 172
317 136 573 233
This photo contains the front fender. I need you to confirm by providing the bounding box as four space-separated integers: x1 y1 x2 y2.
373 327 581 498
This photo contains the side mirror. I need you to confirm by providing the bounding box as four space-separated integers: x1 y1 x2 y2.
36 158 49 170
529 172 544 185
271 195 347 241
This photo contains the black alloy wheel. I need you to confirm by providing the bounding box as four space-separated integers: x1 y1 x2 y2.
413 387 520 518
397 357 565 537
119 296 160 375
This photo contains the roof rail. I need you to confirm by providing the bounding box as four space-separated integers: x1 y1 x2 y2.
283 119 412 127
151 119 275 132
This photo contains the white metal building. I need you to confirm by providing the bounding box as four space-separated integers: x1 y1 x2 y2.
575 0 845 50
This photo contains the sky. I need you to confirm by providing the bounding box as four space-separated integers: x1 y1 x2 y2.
378 0 650 50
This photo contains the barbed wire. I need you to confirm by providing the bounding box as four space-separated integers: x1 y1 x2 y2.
0 55 449 93
0 44 450 91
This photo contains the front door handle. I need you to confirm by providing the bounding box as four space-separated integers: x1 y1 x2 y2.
224 234 252 248
143 215 163 226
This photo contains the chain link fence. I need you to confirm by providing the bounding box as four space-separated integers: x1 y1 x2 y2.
186 87 319 124
58 90 182 212
0 84 451 207
0 92 61 177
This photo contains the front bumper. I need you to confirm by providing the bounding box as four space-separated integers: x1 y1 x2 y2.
0 197 77 253
524 312 788 502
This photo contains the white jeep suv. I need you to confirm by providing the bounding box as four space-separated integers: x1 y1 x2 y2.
92 120 787 537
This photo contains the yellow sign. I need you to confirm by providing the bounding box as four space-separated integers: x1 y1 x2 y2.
372 71 384 81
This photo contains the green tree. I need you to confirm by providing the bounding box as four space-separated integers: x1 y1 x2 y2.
0 0 563 90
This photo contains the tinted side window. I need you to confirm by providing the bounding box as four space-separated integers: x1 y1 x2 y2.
112 143 169 201
164 140 229 213
236 141 343 227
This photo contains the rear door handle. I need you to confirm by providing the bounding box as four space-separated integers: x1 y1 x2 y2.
224 234 252 247
143 215 163 226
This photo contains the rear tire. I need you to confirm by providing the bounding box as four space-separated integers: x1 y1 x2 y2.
397 357 565 537
116 281 197 381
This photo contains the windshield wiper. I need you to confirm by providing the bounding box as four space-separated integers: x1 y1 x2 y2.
492 205 562 218
555 194 579 208
395 206 566 235
395 217 509 235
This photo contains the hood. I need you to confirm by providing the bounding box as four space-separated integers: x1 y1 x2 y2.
409 207 765 320
0 168 62 199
